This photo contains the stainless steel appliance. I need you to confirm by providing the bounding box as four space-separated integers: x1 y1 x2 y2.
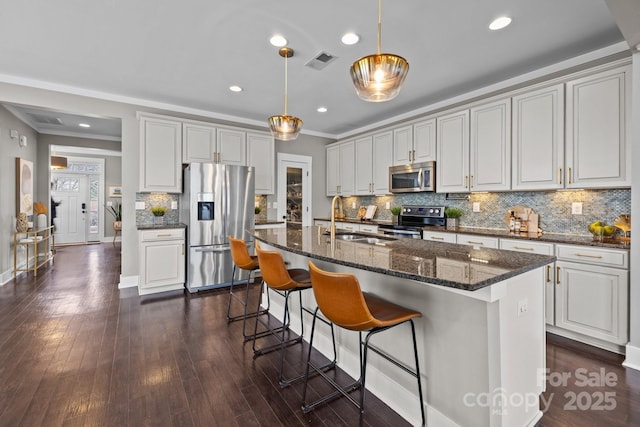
389 161 435 193
180 163 254 292
378 205 445 239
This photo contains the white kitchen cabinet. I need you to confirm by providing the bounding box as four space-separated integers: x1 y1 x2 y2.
500 239 555 325
436 110 469 192
247 132 275 194
422 230 456 243
565 65 631 188
355 131 393 195
512 84 564 190
216 128 246 166
470 99 511 191
138 228 185 295
139 115 182 193
456 234 499 249
358 223 378 234
182 122 217 163
553 244 629 349
326 141 355 196
392 119 436 166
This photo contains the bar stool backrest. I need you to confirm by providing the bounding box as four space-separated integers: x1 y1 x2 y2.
256 246 297 291
229 236 257 270
308 261 376 331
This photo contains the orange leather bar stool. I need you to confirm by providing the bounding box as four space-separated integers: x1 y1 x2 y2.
227 236 270 340
253 245 336 388
302 262 425 427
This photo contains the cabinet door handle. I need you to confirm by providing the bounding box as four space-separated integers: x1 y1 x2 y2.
466 241 484 245
568 167 572 185
156 233 172 237
559 168 562 185
409 150 412 162
412 150 416 162
514 246 534 251
182 244 184 255
575 253 603 259
470 175 474 188
546 265 551 283
556 266 561 285
431 236 444 241
464 176 468 188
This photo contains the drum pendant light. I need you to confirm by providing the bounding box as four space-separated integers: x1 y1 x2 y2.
268 47 303 141
350 0 409 102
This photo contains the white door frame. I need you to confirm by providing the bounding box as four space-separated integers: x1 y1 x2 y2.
277 153 312 226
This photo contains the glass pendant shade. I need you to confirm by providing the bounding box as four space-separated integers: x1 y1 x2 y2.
51 155 67 169
350 53 409 102
268 114 303 141
268 47 303 141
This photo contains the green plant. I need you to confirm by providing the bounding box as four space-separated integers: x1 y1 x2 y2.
255 206 262 214
390 206 402 216
445 207 464 219
106 201 122 221
150 206 167 217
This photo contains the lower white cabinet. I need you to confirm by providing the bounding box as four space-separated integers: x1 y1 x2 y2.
423 230 456 243
138 229 185 295
456 234 499 248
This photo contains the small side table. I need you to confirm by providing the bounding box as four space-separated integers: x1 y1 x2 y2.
13 226 55 277
113 221 122 246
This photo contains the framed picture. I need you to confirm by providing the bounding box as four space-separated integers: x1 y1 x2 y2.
109 186 123 197
16 158 34 216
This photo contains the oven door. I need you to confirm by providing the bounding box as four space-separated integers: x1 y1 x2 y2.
378 228 421 239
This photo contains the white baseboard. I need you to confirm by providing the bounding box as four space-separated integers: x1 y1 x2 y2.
0 268 13 285
119 274 138 289
623 344 640 371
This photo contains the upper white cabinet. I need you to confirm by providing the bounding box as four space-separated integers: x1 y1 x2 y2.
182 122 216 163
247 132 275 194
437 99 510 193
326 141 355 196
436 110 469 192
565 65 631 188
470 99 511 191
512 84 564 190
216 128 246 166
392 119 435 165
139 115 182 193
354 131 393 195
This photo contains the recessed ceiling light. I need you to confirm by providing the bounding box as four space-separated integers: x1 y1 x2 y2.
229 85 243 92
270 35 287 47
489 16 512 31
317 107 328 113
341 33 359 45
78 123 91 128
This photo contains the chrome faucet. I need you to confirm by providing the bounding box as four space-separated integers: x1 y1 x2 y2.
330 195 344 242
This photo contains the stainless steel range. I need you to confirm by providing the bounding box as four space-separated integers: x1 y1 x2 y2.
378 205 445 239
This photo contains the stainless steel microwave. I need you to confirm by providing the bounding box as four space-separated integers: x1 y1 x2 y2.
389 161 435 193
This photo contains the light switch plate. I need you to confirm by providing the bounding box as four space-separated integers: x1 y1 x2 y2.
106 201 113 207
135 201 145 210
473 202 480 212
571 202 582 215
171 201 178 209
385 202 390 209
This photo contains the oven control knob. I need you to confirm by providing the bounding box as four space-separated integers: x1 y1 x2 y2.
429 209 434 214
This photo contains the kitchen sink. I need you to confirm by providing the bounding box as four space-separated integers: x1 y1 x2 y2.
327 233 395 245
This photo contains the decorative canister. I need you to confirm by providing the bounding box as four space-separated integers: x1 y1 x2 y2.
37 213 47 229
16 212 29 232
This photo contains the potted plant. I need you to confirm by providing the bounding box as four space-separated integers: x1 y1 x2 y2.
106 201 122 231
255 206 262 215
445 207 463 229
390 206 402 224
150 206 167 225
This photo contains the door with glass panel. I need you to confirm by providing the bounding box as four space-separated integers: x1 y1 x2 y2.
51 173 100 244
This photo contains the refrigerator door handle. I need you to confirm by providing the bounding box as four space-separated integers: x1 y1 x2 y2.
194 246 231 253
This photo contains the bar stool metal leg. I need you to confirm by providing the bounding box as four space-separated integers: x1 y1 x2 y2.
226 263 271 340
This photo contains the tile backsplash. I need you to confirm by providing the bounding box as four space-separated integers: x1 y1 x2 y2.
340 189 630 236
136 193 180 226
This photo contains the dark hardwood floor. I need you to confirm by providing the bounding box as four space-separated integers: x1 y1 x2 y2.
1 243 639 426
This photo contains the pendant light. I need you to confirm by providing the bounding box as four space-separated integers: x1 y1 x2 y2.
350 0 409 102
51 155 67 170
268 47 303 141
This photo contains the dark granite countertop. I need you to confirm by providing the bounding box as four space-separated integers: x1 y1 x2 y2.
423 226 630 250
137 222 187 230
255 220 285 225
314 217 392 226
251 226 555 292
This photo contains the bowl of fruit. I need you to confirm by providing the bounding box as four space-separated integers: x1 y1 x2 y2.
588 221 617 241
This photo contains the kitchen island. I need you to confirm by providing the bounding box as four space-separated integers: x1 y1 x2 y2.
251 226 555 427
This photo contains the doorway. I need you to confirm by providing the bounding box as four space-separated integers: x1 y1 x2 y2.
277 153 312 227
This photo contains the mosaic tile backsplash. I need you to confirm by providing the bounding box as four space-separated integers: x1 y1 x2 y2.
341 189 631 236
136 193 181 226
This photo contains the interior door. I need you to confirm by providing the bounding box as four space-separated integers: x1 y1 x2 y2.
277 154 312 226
51 174 88 244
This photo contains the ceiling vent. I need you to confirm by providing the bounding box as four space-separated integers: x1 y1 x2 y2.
305 51 337 71
30 114 64 125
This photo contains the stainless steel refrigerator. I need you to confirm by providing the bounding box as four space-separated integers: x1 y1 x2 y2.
180 163 255 292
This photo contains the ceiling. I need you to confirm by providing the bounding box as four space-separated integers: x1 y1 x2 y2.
0 0 630 140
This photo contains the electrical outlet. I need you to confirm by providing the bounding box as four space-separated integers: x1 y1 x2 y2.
385 202 390 209
517 300 528 317
473 202 480 212
106 201 113 207
571 202 583 215
351 202 356 209
171 201 178 209
135 201 145 210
